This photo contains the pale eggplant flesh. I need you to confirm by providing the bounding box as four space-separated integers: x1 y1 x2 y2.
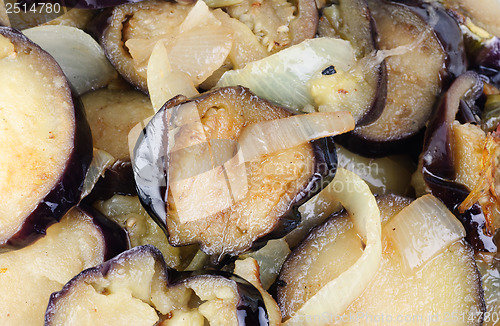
133 86 337 256
100 0 318 93
0 207 127 325
318 0 387 126
0 26 93 250
276 194 485 323
45 244 269 326
337 0 465 157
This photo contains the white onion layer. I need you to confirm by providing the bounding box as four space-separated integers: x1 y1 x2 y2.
147 41 198 111
217 37 356 111
80 149 115 200
284 168 381 326
22 25 116 95
238 111 355 162
384 194 466 272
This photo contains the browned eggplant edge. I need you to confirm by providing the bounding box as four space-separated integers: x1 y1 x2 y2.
0 26 93 250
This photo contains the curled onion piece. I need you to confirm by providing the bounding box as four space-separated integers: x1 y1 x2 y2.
284 168 381 325
22 25 116 95
80 149 115 200
147 41 198 111
384 194 466 272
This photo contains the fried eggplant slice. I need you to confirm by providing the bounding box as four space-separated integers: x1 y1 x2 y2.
0 26 92 249
45 245 269 326
133 86 338 256
338 0 456 156
80 87 154 201
317 0 387 126
101 0 317 93
277 194 485 325
419 71 497 252
0 208 126 325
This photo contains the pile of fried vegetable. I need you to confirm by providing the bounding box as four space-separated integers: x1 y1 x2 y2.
0 0 498 324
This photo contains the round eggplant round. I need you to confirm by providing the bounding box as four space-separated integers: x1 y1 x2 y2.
277 194 485 325
0 26 93 250
45 244 270 326
133 86 338 256
0 207 127 325
337 0 459 157
100 0 318 93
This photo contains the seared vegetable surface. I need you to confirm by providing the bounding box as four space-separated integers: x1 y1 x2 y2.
134 86 340 256
0 26 92 249
45 245 269 326
0 0 499 324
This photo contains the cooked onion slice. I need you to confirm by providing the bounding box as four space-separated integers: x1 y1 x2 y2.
217 37 356 111
22 25 116 95
385 194 466 272
147 41 198 110
80 149 115 200
238 111 354 162
284 168 381 325
126 0 233 88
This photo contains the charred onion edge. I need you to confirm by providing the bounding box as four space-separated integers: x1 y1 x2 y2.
0 27 93 249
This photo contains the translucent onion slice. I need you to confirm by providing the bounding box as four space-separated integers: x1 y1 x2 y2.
147 41 198 111
126 0 233 88
284 168 382 325
167 24 233 86
80 149 115 200
217 37 356 111
22 25 116 95
238 111 355 162
384 194 466 272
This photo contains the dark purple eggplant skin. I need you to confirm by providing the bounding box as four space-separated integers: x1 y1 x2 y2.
82 160 137 205
45 245 269 326
336 0 387 127
0 27 93 250
392 0 467 81
133 88 337 254
337 0 466 158
78 204 130 260
422 71 497 252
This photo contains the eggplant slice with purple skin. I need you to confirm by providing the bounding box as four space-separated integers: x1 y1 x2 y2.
317 0 387 127
277 194 485 324
81 87 155 202
133 86 338 256
45 244 269 326
338 0 465 157
420 71 497 252
0 207 127 325
100 0 318 93
0 26 93 250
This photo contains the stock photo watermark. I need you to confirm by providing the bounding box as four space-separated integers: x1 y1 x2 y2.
286 310 499 325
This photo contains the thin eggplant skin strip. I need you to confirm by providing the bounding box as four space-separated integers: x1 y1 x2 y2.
283 168 382 325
